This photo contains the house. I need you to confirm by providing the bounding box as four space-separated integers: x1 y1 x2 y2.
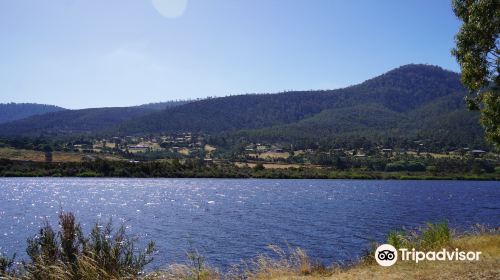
256 145 269 152
129 145 147 149
470 149 486 157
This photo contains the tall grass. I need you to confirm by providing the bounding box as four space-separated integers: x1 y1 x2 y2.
386 222 451 250
145 247 220 280
235 245 332 279
363 222 453 264
0 212 155 280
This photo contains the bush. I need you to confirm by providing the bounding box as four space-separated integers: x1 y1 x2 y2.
253 163 265 171
22 212 155 280
419 222 451 250
385 160 426 172
76 171 101 177
385 222 451 251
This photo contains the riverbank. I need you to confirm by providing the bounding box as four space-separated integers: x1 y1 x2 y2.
239 234 500 280
2 214 497 280
1 159 499 180
145 225 499 280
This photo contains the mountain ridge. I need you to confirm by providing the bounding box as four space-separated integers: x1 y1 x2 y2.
0 103 66 124
0 64 486 149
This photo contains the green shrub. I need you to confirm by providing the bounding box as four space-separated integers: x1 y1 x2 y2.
24 212 155 280
386 231 410 249
76 171 101 177
253 163 265 171
419 222 451 250
386 222 451 251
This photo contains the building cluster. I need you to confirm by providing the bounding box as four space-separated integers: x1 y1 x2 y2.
67 133 210 157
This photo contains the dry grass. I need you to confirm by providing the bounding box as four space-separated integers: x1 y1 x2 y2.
145 229 499 280
243 234 499 280
204 145 217 153
406 151 462 159
0 148 84 162
0 147 47 162
0 147 123 162
52 151 88 162
258 152 290 159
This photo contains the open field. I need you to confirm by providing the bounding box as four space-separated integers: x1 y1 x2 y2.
0 147 123 162
257 151 291 159
0 147 83 162
406 151 463 159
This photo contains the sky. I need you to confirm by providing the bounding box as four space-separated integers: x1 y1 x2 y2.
0 0 462 109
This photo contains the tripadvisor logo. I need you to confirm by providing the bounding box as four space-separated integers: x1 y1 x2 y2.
374 244 482 267
375 244 398 266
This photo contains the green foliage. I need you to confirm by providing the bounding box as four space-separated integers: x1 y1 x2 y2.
385 161 426 172
253 163 265 171
363 222 455 264
386 222 451 251
419 222 451 250
76 171 101 177
0 155 498 180
24 212 155 280
481 91 500 145
386 231 411 250
452 0 500 146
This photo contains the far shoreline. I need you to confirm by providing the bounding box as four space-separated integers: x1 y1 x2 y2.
1 175 499 181
1 159 498 181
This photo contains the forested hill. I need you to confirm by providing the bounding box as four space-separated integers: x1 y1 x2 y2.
0 101 191 137
0 107 156 137
117 64 471 133
0 103 65 124
0 64 486 148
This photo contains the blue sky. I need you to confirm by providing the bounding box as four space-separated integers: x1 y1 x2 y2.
0 0 461 109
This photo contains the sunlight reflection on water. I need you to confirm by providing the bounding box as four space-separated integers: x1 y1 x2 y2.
0 178 498 269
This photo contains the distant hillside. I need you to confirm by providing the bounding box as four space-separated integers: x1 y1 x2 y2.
0 107 155 137
0 64 487 148
0 100 191 137
117 64 467 135
235 92 483 149
0 103 65 124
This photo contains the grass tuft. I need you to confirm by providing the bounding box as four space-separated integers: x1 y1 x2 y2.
1 211 155 280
